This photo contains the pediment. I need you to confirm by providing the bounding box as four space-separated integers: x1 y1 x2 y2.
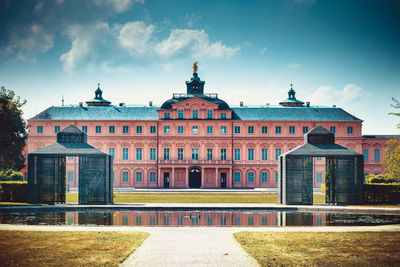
172 97 218 110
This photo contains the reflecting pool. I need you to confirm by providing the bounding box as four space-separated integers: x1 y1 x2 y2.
1 210 400 227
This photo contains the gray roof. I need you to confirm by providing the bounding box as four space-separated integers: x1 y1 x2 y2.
30 142 107 155
29 105 362 122
284 143 362 157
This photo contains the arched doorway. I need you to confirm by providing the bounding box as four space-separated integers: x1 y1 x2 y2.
189 168 201 188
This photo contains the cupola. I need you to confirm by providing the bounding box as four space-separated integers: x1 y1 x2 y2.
279 84 304 107
186 62 205 95
86 83 111 106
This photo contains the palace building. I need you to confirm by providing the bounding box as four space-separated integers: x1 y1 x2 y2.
27 65 393 188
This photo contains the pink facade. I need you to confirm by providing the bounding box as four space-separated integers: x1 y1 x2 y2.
27 71 394 188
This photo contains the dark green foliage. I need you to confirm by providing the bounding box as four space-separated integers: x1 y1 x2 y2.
364 184 400 204
0 87 27 171
0 182 27 202
0 169 24 181
325 158 337 204
389 97 400 129
366 174 399 184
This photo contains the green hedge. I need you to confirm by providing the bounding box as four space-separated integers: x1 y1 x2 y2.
364 184 400 204
0 170 24 181
0 182 27 202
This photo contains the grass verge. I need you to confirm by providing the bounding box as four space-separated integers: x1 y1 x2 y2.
66 192 325 204
0 230 148 267
234 231 400 266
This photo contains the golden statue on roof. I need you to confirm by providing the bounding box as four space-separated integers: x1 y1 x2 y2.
193 62 198 73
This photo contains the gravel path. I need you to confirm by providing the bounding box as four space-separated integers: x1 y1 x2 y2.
2 224 400 267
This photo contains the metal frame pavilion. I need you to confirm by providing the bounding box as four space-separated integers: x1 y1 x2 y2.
28 125 113 205
279 126 364 205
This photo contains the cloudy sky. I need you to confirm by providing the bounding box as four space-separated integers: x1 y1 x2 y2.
1 0 399 134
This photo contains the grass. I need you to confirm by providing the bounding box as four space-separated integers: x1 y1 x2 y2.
0 230 148 267
234 231 400 266
65 192 326 204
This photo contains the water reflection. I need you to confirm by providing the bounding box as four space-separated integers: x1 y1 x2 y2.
1 210 399 227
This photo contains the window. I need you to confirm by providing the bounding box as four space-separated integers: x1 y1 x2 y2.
317 172 323 183
178 216 183 226
192 110 198 119
316 157 322 161
96 126 101 133
178 110 184 119
150 172 156 183
275 148 281 160
136 148 142 160
207 216 213 226
234 126 241 134
234 148 240 161
329 126 336 134
150 216 156 225
221 126 227 134
164 126 170 134
233 172 240 183
122 172 129 183
150 126 156 133
81 126 87 133
248 148 254 160
122 148 129 160
363 149 369 161
55 126 60 133
221 216 226 225
192 148 199 160
178 148 183 160
109 126 115 133
262 148 268 160
275 172 278 183
262 126 268 134
207 110 213 119
164 112 170 119
150 148 156 160
348 126 353 134
276 126 281 134
68 172 73 182
221 148 227 160
163 148 170 160
136 126 142 133
234 172 241 183
207 126 213 134
262 216 268 226
248 172 254 183
303 126 308 134
122 216 128 225
221 113 226 119
192 126 198 134
37 126 43 133
248 126 254 134
248 216 254 226
136 216 142 226
289 126 295 134
68 156 73 160
108 148 115 159
178 126 184 134
262 172 268 183
136 172 142 182
123 126 129 134
374 149 380 161
207 148 213 160
234 216 240 226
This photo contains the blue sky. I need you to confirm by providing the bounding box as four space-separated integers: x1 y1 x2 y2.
1 0 399 134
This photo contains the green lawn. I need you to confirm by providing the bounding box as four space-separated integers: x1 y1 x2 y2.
0 230 148 267
234 231 400 266
66 192 326 204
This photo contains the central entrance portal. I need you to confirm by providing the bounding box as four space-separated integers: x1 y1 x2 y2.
163 172 170 188
220 173 227 188
189 168 201 188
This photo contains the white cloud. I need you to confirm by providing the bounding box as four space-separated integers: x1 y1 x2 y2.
92 0 144 13
260 47 267 55
118 21 155 55
184 13 201 27
7 24 54 57
60 22 112 72
155 29 239 59
287 63 302 69
307 84 365 106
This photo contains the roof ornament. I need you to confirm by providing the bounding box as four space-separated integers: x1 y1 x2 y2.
193 62 198 74
97 83 100 89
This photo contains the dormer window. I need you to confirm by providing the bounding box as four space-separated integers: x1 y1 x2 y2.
221 113 227 119
164 112 170 119
192 110 198 119
207 110 213 119
178 110 184 119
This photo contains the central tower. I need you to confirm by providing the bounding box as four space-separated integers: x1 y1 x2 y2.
186 62 205 95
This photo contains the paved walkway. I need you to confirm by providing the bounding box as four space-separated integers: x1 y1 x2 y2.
2 224 400 267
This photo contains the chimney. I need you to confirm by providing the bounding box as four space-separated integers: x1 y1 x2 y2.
266 103 270 106
332 104 336 107
149 101 153 106
306 102 310 107
79 102 83 107
240 101 243 107
119 103 125 107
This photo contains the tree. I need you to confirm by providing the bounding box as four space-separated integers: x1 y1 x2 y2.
0 86 27 171
383 138 400 181
389 97 400 129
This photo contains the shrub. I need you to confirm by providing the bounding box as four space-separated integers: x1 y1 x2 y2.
364 184 400 204
0 181 27 202
0 169 24 181
365 174 399 185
